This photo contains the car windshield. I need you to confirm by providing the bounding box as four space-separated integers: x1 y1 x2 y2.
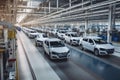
59 31 66 33
30 31 36 33
38 34 47 38
43 34 47 38
71 34 79 37
50 41 65 47
94 39 107 44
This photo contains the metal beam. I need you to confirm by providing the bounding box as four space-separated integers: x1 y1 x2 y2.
107 5 112 43
57 0 59 11
26 0 118 24
17 6 64 10
17 11 47 14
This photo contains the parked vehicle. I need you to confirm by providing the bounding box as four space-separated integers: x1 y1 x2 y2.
57 30 66 40
35 33 48 47
43 38 70 60
51 29 58 36
64 32 81 45
79 36 114 56
27 29 39 39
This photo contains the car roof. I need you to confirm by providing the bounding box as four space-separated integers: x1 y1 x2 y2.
66 32 77 34
84 36 101 39
46 38 61 42
38 33 45 35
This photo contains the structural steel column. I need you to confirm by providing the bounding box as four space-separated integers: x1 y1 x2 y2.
49 1 51 13
82 0 84 8
69 0 71 7
54 24 57 28
112 4 116 29
107 5 113 43
57 0 59 11
85 19 88 37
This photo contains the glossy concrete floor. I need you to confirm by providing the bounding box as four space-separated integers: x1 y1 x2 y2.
17 35 33 80
17 31 120 80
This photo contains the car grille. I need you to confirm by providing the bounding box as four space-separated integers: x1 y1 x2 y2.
106 49 114 53
58 53 68 57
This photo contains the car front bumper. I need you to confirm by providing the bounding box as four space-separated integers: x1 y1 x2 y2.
51 53 70 59
99 49 114 55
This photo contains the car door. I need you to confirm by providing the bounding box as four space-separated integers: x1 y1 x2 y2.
35 35 39 41
87 39 95 51
82 38 89 49
44 41 50 55
67 34 71 42
64 34 68 41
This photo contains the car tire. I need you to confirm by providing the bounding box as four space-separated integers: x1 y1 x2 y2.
70 40 72 45
49 53 53 60
80 44 84 50
44 48 47 54
35 42 38 47
94 49 99 56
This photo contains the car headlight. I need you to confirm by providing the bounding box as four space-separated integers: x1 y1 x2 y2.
100 48 106 51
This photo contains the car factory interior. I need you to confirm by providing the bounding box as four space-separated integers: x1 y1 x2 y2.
0 0 120 80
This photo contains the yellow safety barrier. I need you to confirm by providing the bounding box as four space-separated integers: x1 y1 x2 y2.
8 30 16 39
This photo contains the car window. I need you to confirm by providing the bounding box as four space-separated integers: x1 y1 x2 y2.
50 41 65 47
94 39 107 44
45 41 49 46
43 34 47 38
30 31 36 33
71 34 79 37
89 39 94 44
68 34 71 37
83 38 88 42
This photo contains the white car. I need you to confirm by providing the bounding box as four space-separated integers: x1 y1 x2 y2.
57 30 66 40
79 36 114 56
43 38 70 59
35 33 48 47
51 29 58 36
27 29 39 38
64 32 81 45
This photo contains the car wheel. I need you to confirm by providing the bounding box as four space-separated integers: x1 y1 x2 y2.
94 49 99 56
43 48 46 54
49 53 53 60
35 42 38 47
70 40 72 45
80 44 84 50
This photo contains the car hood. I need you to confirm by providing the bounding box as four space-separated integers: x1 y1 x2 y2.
71 37 81 40
96 44 114 49
50 47 69 53
37 38 48 41
30 33 39 35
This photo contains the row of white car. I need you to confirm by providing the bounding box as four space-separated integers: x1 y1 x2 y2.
22 27 70 60
22 27 39 38
23 27 115 60
50 29 115 56
35 33 70 60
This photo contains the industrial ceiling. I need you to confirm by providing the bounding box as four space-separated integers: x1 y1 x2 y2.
0 0 120 26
